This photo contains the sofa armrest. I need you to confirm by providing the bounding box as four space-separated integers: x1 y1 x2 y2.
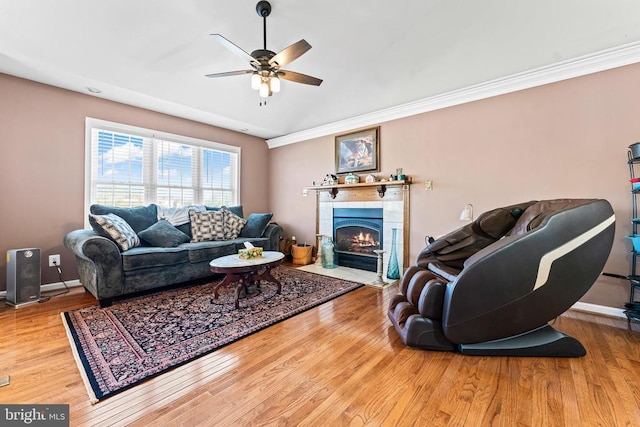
63 229 124 301
262 222 283 251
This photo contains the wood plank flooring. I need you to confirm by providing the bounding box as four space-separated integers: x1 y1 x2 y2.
1 279 639 426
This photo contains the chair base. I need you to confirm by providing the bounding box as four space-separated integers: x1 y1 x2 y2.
458 324 586 357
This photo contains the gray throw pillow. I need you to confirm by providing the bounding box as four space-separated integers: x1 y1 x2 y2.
239 213 273 238
138 220 190 247
90 204 157 233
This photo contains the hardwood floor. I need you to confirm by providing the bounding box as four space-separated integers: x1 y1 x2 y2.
1 280 640 426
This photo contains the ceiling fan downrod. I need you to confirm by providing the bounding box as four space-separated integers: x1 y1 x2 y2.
256 1 271 51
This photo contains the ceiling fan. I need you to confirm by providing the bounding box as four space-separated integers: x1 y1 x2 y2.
206 1 322 105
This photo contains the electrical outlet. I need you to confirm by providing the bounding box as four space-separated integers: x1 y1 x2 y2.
425 180 433 191
49 254 61 267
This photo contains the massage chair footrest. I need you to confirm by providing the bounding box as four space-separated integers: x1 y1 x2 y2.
457 324 586 357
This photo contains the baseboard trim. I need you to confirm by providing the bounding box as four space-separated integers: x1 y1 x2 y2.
0 279 82 300
570 301 626 319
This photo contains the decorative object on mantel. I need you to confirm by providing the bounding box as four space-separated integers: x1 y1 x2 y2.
386 228 401 280
365 174 376 183
396 168 406 181
344 173 360 184
335 126 380 174
323 174 338 185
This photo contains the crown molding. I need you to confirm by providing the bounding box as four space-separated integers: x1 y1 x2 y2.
267 40 640 149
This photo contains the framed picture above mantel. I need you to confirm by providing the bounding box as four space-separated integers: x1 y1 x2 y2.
335 126 380 174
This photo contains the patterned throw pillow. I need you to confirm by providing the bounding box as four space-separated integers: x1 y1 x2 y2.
222 206 247 239
189 209 225 242
89 213 140 251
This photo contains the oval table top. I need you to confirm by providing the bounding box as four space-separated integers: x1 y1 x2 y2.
209 251 284 272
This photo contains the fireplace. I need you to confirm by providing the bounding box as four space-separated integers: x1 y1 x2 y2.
333 208 383 272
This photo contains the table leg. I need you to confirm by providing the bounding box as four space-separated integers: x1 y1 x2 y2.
254 266 282 294
214 273 238 299
235 276 248 309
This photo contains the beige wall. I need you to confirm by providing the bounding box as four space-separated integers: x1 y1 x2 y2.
3 60 637 309
269 62 640 309
0 73 269 289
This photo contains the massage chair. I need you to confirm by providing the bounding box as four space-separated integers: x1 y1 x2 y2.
388 199 615 357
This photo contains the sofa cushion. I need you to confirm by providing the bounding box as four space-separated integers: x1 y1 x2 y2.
239 213 273 238
207 205 244 218
121 246 189 271
184 241 238 263
222 206 247 239
89 213 140 251
138 220 190 247
190 209 225 242
90 204 157 233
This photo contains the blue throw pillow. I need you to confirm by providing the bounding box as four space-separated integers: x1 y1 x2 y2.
138 220 190 247
90 204 157 233
239 213 273 238
206 205 244 218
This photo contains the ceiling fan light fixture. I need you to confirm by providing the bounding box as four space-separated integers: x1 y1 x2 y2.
269 76 280 93
251 73 261 90
259 81 270 98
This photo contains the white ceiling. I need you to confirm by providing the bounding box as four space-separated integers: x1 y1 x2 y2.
2 0 640 143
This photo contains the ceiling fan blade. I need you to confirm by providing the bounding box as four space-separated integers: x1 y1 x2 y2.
205 70 254 78
278 70 323 86
211 34 260 66
269 39 311 68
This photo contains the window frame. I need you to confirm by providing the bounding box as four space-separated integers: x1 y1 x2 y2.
84 117 241 227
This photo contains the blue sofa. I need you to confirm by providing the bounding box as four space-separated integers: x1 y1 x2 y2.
64 204 283 307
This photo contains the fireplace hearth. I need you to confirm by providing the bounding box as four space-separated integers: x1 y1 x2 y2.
333 208 383 272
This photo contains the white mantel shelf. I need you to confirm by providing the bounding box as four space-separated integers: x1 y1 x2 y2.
306 180 410 199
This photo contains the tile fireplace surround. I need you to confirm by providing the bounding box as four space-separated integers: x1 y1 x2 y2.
309 182 410 278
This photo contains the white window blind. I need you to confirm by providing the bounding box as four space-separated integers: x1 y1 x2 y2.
85 118 240 214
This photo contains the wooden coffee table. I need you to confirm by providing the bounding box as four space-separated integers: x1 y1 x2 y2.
209 251 285 309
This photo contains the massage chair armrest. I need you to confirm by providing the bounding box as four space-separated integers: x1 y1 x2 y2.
442 199 615 344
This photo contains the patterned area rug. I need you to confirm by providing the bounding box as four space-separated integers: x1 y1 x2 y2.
61 266 363 403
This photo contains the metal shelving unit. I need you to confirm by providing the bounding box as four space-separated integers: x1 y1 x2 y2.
626 148 640 323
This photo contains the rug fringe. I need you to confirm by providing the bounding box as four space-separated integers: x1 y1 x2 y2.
60 312 99 405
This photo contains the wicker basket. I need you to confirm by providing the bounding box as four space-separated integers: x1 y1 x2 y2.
291 244 313 265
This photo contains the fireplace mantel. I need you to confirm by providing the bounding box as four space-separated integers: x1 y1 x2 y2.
306 179 410 199
311 181 410 277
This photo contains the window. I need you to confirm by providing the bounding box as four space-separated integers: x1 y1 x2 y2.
85 118 240 215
